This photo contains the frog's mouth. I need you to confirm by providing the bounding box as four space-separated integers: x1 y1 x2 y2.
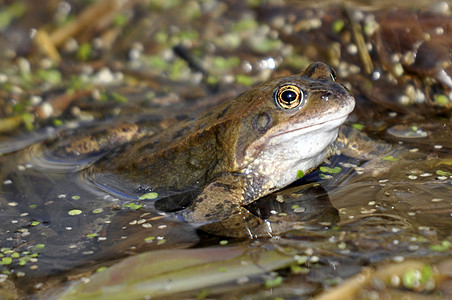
272 114 349 139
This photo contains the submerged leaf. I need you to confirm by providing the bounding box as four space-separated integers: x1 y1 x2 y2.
55 246 297 300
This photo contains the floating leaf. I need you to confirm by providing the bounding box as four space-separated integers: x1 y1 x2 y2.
77 43 92 61
111 92 128 103
352 123 364 130
139 192 159 200
402 264 434 290
144 236 155 243
296 170 304 179
332 19 345 33
382 155 399 162
265 276 283 288
430 240 451 252
213 56 240 70
96 267 108 273
33 244 45 251
68 209 83 216
37 69 62 85
433 94 449 106
319 166 342 174
436 170 452 177
122 203 143 210
0 2 27 30
1 257 12 265
235 74 254 86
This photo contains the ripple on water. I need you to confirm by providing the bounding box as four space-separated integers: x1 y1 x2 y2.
387 124 428 138
26 143 104 173
0 127 57 155
81 168 142 200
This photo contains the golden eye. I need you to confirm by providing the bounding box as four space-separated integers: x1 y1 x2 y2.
275 84 303 109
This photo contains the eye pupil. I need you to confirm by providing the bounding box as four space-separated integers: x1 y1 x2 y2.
275 84 303 109
281 90 297 103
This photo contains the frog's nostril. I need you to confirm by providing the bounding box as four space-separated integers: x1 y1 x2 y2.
321 91 332 101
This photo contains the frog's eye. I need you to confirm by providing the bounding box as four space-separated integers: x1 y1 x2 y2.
275 84 304 110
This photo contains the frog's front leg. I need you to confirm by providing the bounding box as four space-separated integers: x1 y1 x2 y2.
181 174 274 238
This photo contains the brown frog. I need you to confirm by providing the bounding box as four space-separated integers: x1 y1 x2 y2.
81 62 355 237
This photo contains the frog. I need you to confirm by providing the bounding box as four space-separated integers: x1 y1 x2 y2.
72 62 355 238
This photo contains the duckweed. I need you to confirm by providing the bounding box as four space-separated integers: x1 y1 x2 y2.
113 13 128 27
319 166 342 174
402 264 434 290
382 155 399 162
232 18 258 32
430 240 451 252
111 92 128 103
332 19 345 33
352 123 364 130
0 2 26 30
144 236 155 243
433 94 448 106
68 209 83 215
77 43 93 61
235 74 254 86
0 257 12 265
147 55 168 69
122 203 143 210
436 170 452 177
37 69 62 85
33 244 45 251
212 56 240 70
250 38 281 53
138 192 159 200
96 266 108 273
294 265 310 275
197 289 210 299
52 119 63 126
265 276 283 288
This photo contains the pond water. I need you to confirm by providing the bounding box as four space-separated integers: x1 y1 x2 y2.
0 0 451 299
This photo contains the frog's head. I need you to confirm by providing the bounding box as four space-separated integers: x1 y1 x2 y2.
219 62 355 190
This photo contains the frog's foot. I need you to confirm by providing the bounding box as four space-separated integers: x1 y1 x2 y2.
196 206 274 238
182 198 298 239
180 175 277 238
